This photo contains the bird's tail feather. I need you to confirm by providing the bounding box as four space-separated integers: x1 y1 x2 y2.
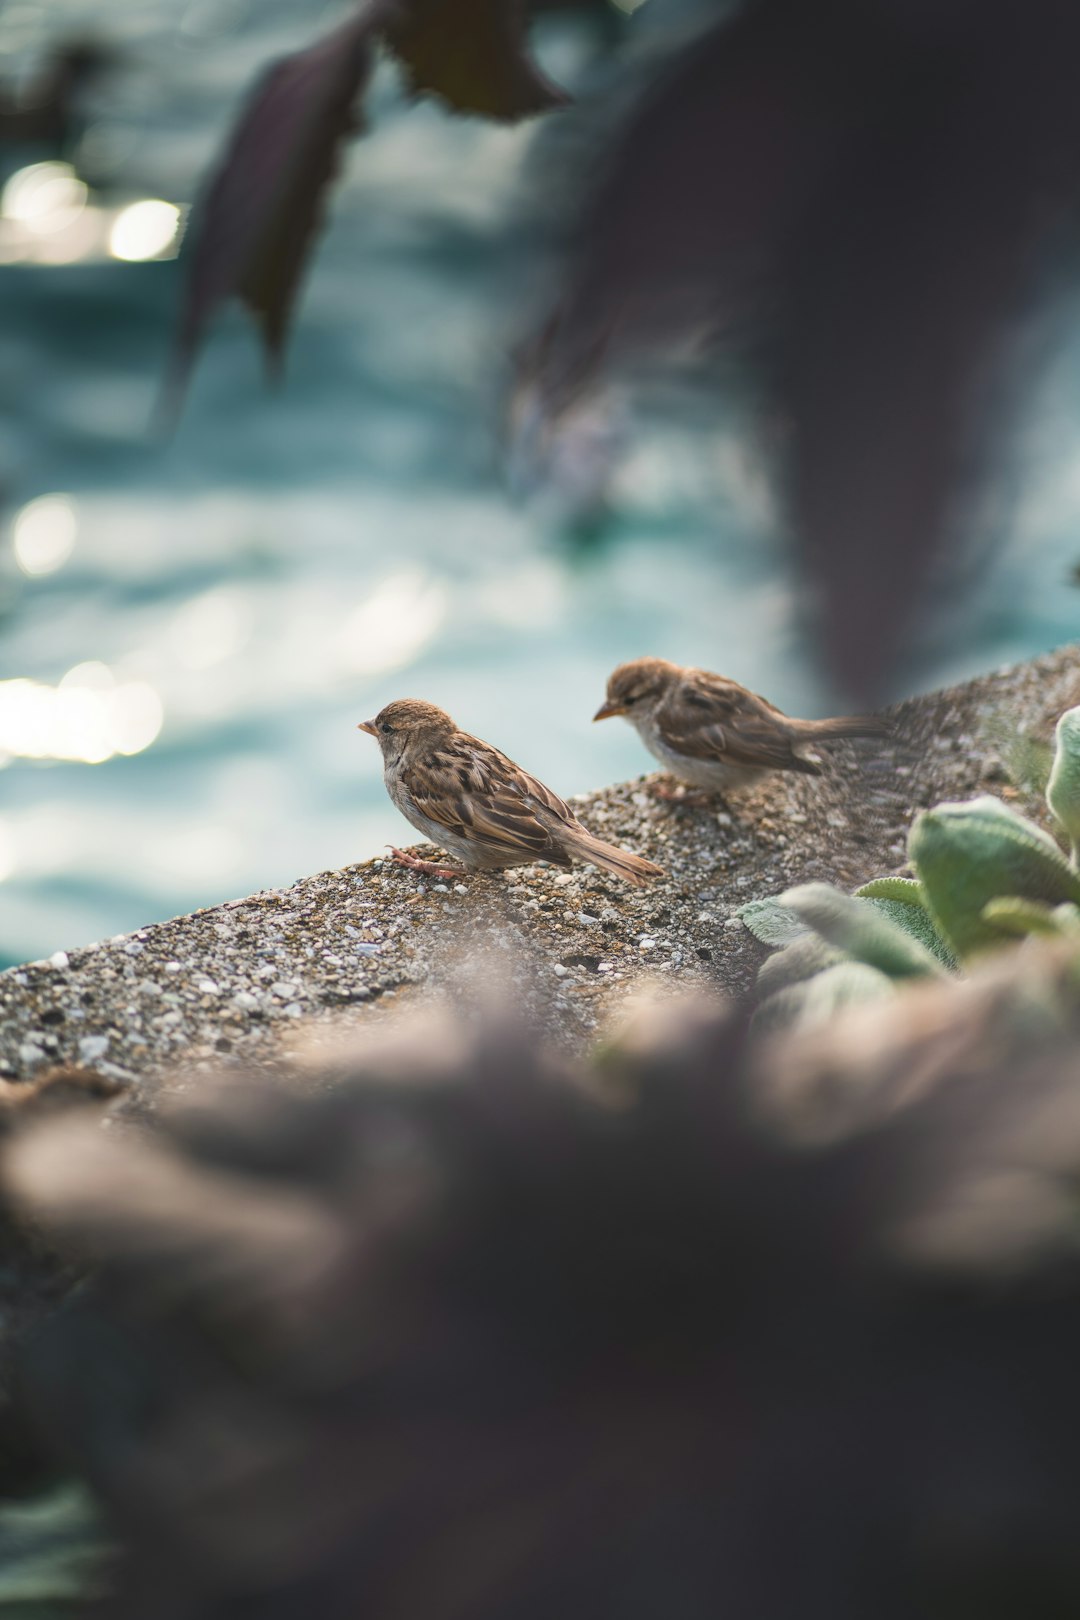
563 829 664 887
798 713 892 742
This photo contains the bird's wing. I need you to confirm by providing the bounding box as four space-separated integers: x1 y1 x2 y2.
660 671 801 769
401 734 576 862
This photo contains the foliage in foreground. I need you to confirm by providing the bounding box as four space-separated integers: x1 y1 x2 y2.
5 943 1080 1616
740 704 1080 1030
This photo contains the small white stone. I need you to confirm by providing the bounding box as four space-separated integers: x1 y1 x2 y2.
434 884 449 893
553 964 568 977
578 912 600 926
597 962 613 974
453 884 468 896
271 982 298 998
197 979 219 995
724 916 745 930
18 1042 46 1070
638 937 656 951
232 992 260 1013
49 950 69 970
78 1034 110 1063
164 961 182 974
284 1002 304 1018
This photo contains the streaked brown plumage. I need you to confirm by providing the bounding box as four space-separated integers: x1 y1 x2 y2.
594 657 890 792
359 698 664 886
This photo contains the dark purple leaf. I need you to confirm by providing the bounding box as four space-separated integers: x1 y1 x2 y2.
529 0 1080 698
165 10 375 412
383 0 568 119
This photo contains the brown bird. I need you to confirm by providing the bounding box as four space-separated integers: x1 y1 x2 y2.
594 657 890 794
359 698 665 885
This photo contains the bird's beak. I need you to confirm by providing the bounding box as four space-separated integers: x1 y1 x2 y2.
357 719 378 737
592 700 625 722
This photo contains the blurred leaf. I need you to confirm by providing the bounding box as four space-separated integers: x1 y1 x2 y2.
167 0 568 410
1046 706 1080 863
756 934 844 996
753 961 896 1034
167 10 374 411
0 1483 113 1615
780 882 944 979
981 717 1054 799
980 898 1080 940
910 796 1080 959
384 0 568 119
735 897 808 947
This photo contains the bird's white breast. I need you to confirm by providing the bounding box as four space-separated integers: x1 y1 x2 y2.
630 713 767 792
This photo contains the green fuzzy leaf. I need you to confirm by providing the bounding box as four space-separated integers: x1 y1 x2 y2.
780 883 945 978
862 898 959 969
980 897 1080 939
756 935 845 996
735 898 808 947
752 962 897 1034
1047 706 1080 864
853 876 927 906
909 795 1080 958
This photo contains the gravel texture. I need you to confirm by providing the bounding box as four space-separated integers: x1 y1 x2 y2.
2 643 1078 1104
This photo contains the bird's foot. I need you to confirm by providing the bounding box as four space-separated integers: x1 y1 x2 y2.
387 847 463 882
649 781 713 809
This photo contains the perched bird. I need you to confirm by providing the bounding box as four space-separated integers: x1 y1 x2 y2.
594 657 890 794
359 698 664 885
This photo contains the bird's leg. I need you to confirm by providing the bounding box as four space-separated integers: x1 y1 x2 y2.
387 847 463 882
649 779 714 809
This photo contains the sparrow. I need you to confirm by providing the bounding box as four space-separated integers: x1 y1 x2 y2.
359 699 665 885
594 657 891 794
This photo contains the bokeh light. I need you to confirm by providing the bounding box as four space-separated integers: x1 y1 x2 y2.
12 494 78 576
2 162 87 233
108 199 181 263
338 569 446 675
0 666 164 765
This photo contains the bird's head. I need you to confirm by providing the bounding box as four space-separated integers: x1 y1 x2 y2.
358 699 455 765
594 658 679 726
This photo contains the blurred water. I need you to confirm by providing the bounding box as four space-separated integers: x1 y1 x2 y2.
2 0 1079 966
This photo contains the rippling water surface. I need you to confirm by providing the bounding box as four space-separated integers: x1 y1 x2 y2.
2 0 1080 965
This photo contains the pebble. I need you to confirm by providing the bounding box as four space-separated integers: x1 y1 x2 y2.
553 964 568 977
78 1035 110 1062
453 885 468 896
18 1042 46 1070
48 951 69 971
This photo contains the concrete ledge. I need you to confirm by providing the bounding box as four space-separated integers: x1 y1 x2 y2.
2 645 1078 1100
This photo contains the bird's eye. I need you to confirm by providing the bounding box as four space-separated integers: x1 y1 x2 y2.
380 722 393 735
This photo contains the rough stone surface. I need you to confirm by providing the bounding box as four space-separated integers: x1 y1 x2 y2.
1 644 1078 1105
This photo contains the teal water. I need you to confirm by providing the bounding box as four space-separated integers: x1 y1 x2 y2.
3 0 1080 967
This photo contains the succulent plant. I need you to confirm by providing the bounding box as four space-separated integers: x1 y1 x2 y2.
740 703 1080 1029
